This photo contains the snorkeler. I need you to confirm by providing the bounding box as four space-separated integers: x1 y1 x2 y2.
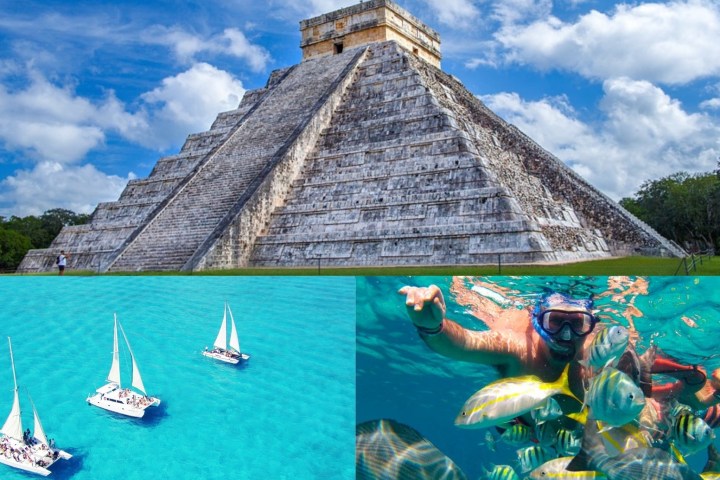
400 285 597 406
399 285 709 412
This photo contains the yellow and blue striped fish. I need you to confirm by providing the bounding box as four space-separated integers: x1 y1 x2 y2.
517 445 555 473
585 367 645 427
672 412 715 455
556 428 581 456
582 325 629 370
485 464 520 480
501 424 533 445
456 364 579 429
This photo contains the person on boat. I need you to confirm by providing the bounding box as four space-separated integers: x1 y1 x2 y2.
399 285 705 408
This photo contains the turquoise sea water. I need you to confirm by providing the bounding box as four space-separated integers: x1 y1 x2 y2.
0 276 355 480
357 276 720 479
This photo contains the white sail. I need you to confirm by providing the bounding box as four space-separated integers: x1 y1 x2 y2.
213 303 228 350
118 321 147 395
228 304 240 353
107 314 121 385
1 337 23 441
29 393 49 446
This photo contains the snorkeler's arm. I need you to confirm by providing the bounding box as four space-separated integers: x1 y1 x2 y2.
399 285 524 366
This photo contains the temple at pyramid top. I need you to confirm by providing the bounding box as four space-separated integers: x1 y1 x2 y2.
299 0 441 68
18 2 683 273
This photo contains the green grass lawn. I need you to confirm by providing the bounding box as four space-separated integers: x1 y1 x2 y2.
9 255 718 276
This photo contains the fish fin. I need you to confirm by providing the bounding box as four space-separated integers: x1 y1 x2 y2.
554 363 581 403
671 442 687 464
566 449 591 472
597 422 615 434
567 407 589 425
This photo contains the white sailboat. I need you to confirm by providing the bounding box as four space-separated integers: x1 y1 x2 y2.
86 314 160 418
1 337 72 477
202 302 250 365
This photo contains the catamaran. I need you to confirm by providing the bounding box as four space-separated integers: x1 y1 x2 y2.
202 302 250 364
1 337 72 476
86 314 160 418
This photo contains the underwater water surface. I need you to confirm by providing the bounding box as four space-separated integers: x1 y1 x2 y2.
357 276 720 479
0 276 355 480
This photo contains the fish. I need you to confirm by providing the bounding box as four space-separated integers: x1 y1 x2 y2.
455 364 579 429
532 397 563 425
536 420 560 447
481 430 497 452
501 424 533 445
584 367 645 427
484 464 520 480
671 412 715 455
556 428 582 456
582 325 629 370
517 445 555 473
529 457 605 479
566 412 703 480
596 421 652 457
355 419 467 480
616 345 656 398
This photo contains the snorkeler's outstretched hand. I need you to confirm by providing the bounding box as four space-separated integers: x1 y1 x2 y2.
398 285 446 329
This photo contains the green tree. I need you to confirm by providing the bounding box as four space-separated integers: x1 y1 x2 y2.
620 171 720 251
0 228 32 271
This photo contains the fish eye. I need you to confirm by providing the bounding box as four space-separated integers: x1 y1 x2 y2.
628 393 634 399
461 412 467 416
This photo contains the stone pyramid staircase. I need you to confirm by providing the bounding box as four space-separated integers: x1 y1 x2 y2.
18 40 682 273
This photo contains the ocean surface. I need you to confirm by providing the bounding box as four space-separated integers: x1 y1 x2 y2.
0 276 355 480
357 276 720 479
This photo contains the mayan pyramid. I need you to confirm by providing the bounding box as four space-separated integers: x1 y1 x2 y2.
18 0 683 273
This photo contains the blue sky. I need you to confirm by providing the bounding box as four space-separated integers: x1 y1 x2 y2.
1 0 719 217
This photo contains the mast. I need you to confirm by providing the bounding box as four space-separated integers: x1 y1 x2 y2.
28 392 49 446
213 303 228 350
228 303 240 353
118 320 147 395
107 314 121 385
1 337 24 441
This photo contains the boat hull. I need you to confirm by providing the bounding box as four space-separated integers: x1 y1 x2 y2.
87 383 160 418
202 349 250 364
0 455 51 476
0 437 68 477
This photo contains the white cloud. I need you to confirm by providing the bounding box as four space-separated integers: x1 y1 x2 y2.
0 72 146 164
422 0 481 28
136 62 245 150
495 0 720 84
701 98 720 110
0 62 245 216
491 0 552 26
481 79 720 199
0 161 132 217
151 27 271 72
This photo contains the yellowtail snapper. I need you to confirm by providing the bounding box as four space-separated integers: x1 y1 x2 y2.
529 456 605 479
455 364 579 429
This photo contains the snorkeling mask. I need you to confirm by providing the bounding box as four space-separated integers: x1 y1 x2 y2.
532 293 596 353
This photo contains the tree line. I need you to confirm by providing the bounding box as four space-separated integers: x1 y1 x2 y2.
0 208 90 271
620 170 720 253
